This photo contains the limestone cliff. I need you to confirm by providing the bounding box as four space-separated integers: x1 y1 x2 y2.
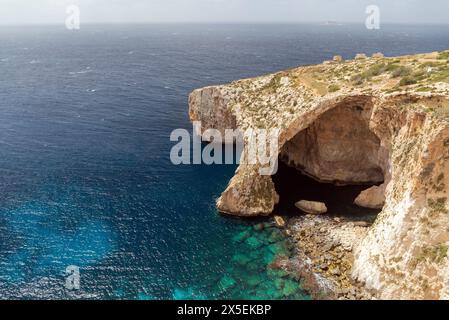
189 51 449 299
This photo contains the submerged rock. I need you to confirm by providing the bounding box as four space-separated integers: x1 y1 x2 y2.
232 253 252 266
219 275 237 291
247 274 264 287
268 230 284 243
253 223 265 231
267 242 289 255
246 236 264 249
172 288 207 300
232 230 250 243
295 200 328 215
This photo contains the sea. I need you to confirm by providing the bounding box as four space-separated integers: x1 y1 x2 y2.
0 23 448 299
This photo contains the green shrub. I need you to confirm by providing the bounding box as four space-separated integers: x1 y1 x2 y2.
399 76 417 86
428 197 448 215
421 61 441 68
392 66 412 78
430 67 449 82
328 84 340 92
351 63 390 85
385 63 400 72
416 86 432 92
438 51 449 60
351 73 365 85
366 63 387 77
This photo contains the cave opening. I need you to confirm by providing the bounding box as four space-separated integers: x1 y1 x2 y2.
272 161 382 220
272 100 385 221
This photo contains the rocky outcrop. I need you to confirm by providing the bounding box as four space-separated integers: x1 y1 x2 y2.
215 165 279 216
285 215 376 300
188 86 237 141
189 51 449 299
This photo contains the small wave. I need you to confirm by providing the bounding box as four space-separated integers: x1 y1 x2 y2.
69 68 92 75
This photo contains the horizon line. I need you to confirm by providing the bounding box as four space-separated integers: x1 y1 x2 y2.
1 21 449 27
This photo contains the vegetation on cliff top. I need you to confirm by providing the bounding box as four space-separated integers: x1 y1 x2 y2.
226 50 449 129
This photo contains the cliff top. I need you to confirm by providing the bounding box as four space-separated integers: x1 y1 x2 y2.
207 50 449 131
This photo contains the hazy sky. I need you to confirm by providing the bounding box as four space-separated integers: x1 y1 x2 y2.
0 0 448 25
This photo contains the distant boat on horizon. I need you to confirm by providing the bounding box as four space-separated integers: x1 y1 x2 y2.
322 20 344 26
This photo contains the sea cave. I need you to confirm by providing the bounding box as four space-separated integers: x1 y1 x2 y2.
273 98 387 221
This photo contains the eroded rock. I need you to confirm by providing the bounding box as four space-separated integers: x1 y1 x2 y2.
189 50 449 299
355 53 368 60
333 55 344 63
354 185 386 209
295 200 328 215
280 100 384 184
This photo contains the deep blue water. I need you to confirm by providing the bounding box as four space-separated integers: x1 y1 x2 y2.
0 23 449 299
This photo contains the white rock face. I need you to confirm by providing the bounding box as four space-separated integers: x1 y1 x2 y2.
352 113 449 299
355 53 368 60
295 200 328 215
280 77 290 86
188 86 237 142
188 51 449 299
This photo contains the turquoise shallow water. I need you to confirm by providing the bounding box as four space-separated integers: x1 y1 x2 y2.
164 222 309 300
1 24 449 299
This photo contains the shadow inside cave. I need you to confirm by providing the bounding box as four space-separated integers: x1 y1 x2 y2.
272 160 382 222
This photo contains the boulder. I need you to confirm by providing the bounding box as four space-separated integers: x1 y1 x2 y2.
280 77 290 86
372 52 384 59
274 215 286 228
333 55 344 63
295 200 328 215
354 185 385 209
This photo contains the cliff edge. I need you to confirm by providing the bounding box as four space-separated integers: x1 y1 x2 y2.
189 51 449 299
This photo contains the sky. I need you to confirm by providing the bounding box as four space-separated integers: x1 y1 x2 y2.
0 0 448 25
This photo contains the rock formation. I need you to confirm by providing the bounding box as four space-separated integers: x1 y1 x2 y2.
354 185 386 209
189 51 449 299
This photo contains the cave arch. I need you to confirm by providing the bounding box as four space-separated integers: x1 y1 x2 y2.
273 96 386 217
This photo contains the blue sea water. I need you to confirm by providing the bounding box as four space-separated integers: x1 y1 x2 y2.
0 23 449 299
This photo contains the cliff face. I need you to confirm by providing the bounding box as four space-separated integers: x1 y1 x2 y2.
189 51 449 299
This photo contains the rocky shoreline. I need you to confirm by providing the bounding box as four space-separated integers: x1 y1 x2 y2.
272 214 378 300
191 50 449 298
